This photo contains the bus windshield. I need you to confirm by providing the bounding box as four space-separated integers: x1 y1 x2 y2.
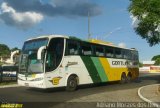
23 38 48 52
19 38 48 74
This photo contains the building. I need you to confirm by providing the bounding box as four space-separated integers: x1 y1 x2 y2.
143 61 155 67
139 61 160 73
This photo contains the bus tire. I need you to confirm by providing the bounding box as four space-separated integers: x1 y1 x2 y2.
120 73 127 84
127 72 132 83
66 75 78 91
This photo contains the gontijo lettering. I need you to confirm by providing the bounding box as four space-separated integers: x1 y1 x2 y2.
112 61 129 66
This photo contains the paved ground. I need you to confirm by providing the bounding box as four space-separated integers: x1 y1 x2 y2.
0 73 159 108
140 84 160 103
138 84 160 108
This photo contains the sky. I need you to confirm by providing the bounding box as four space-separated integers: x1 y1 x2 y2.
0 0 159 62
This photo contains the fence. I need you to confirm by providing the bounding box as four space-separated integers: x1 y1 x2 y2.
0 66 18 83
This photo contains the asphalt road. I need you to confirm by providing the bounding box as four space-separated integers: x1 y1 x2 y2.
0 73 160 108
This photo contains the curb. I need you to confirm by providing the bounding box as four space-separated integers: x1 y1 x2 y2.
138 84 160 108
0 84 20 88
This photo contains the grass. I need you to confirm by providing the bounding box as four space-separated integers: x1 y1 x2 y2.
0 82 17 86
0 62 3 66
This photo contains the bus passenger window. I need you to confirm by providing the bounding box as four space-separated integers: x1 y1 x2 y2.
115 49 122 59
122 50 128 59
95 46 104 56
132 51 138 60
81 44 92 56
127 51 132 60
106 48 114 58
67 40 79 55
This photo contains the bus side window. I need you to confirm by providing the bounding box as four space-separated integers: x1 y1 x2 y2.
127 51 131 60
122 50 128 59
81 43 92 56
95 46 104 57
106 47 114 58
66 40 79 55
115 48 122 59
132 51 138 60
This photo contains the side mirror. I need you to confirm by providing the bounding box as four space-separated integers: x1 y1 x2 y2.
37 46 46 60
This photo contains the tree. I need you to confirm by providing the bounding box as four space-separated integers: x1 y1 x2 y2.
11 47 19 52
129 0 160 46
152 55 160 61
154 58 160 65
152 55 160 65
11 47 21 53
139 62 143 67
0 44 10 57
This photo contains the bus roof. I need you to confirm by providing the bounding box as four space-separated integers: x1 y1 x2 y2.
26 35 69 41
26 35 137 51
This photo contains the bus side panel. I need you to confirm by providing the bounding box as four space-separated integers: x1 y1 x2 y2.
80 56 102 83
91 57 109 82
63 56 94 85
99 58 118 81
44 56 94 88
105 58 129 81
101 58 139 81
44 56 139 88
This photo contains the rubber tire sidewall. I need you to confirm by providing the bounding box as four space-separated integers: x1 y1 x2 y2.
120 73 127 84
66 76 77 91
127 74 132 83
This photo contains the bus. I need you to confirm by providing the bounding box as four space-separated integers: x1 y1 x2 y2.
18 35 139 91
0 65 18 82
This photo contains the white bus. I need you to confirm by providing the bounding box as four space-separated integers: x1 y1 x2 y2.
18 35 139 91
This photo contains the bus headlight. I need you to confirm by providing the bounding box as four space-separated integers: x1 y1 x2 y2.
31 77 43 81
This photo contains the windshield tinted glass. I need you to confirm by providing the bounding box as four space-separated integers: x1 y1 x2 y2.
23 38 48 52
19 38 48 74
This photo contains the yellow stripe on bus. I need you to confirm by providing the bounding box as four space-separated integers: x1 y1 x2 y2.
99 58 130 81
99 58 115 81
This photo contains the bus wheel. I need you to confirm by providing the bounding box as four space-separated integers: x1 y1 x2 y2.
127 73 132 83
66 76 78 91
120 73 127 84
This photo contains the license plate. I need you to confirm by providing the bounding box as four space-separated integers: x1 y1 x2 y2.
25 83 29 87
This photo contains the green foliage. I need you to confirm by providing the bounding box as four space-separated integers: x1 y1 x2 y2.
129 0 160 46
0 82 17 86
154 58 160 65
152 55 160 65
11 47 19 52
139 62 143 67
0 62 2 66
0 44 10 57
152 55 160 60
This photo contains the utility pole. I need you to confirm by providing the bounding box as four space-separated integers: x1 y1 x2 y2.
88 11 91 39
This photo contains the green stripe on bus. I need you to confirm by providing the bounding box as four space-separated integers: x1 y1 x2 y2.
81 56 101 83
91 57 108 82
